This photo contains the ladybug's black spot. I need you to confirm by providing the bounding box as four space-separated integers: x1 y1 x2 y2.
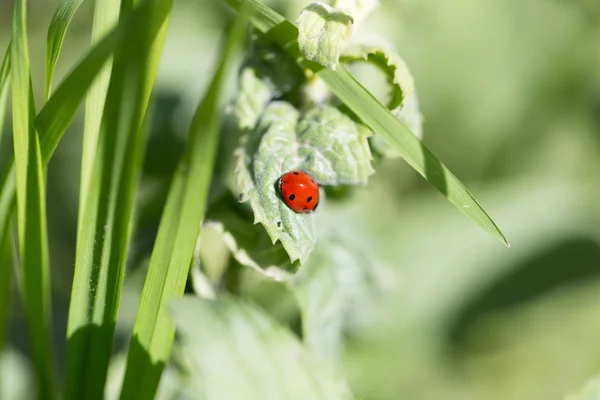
293 171 299 175
289 194 296 201
307 196 313 203
277 221 281 227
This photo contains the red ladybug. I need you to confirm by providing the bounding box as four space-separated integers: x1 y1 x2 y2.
279 171 319 213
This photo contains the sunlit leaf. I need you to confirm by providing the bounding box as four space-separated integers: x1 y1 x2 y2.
332 0 378 29
170 296 354 400
291 233 391 361
11 0 57 396
296 2 353 70
45 0 85 99
204 194 294 280
119 16 245 400
222 0 509 246
342 43 423 157
0 42 10 151
236 101 373 264
64 0 172 397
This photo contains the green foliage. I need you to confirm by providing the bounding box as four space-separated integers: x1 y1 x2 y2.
0 43 12 356
45 0 85 100
11 0 56 396
5 0 598 399
118 16 245 400
170 296 354 400
296 3 353 70
225 0 509 250
64 0 172 397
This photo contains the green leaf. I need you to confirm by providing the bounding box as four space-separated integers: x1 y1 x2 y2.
204 194 295 280
37 0 169 165
0 42 10 151
118 16 245 400
232 67 272 130
332 0 378 29
169 296 354 400
0 2 166 362
290 232 390 361
342 43 415 114
11 0 57 396
63 0 173 398
232 35 304 130
236 101 373 264
45 0 85 100
235 102 315 263
341 43 423 157
296 2 353 70
0 44 12 355
222 0 509 246
298 105 374 184
77 0 120 239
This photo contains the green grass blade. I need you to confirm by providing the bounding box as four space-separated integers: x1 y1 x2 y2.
0 42 10 150
0 42 12 357
222 0 509 247
0 0 173 238
119 19 246 400
45 0 85 100
78 0 120 264
37 0 164 165
64 0 172 398
11 0 57 396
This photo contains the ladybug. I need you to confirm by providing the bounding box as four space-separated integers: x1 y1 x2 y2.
279 171 319 213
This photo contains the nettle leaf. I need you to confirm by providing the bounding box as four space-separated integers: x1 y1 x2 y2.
290 214 393 361
232 67 272 130
170 296 354 400
296 2 353 70
235 101 374 264
204 194 295 280
342 44 423 157
298 105 374 185
232 35 304 130
332 0 379 30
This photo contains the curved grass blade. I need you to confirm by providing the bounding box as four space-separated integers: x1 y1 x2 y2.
222 0 509 246
64 0 173 398
0 0 174 253
0 42 12 358
0 42 10 150
45 0 85 100
11 0 57 396
119 18 246 400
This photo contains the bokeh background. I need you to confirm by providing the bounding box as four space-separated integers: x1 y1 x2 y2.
1 0 600 399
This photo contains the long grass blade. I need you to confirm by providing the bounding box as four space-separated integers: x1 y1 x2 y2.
0 0 175 291
0 42 10 151
119 18 246 400
0 42 12 358
78 0 120 238
222 0 509 246
64 0 172 398
45 0 85 100
11 0 57 396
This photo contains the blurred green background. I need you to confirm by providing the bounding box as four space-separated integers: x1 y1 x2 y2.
1 0 600 399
